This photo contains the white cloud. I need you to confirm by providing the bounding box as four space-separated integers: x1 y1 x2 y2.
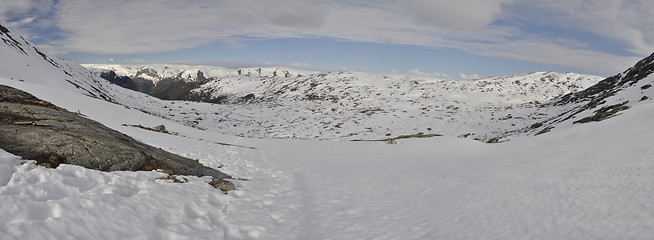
0 0 54 23
409 69 442 77
0 0 55 38
291 62 311 67
2 0 650 75
173 59 192 64
406 0 515 31
17 15 37 24
51 0 327 54
516 0 654 55
459 73 480 79
465 36 642 74
128 58 147 63
259 0 326 28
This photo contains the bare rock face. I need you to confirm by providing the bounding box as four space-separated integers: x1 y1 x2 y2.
0 85 230 180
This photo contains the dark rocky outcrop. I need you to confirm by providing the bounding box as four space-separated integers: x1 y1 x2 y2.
99 71 140 91
148 77 205 100
556 52 654 107
0 24 27 55
95 68 271 104
571 101 630 124
0 85 230 181
97 70 215 102
351 132 443 143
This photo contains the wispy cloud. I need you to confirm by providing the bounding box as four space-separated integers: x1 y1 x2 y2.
406 0 515 31
291 62 311 68
409 69 442 77
0 0 54 24
0 0 56 39
459 73 480 80
462 36 642 73
1 0 651 74
512 0 654 54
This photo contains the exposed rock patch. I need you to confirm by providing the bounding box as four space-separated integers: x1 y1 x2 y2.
486 137 501 143
122 123 176 135
572 101 630 124
210 178 236 192
351 133 443 143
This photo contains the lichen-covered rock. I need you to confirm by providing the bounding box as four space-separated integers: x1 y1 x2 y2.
209 178 236 192
0 85 230 180
152 125 168 133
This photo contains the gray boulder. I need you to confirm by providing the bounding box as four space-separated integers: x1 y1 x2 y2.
0 85 230 180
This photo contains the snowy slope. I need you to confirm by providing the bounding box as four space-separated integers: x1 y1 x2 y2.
524 52 654 135
3 76 654 239
0 27 117 102
0 79 273 239
2 24 654 239
86 64 602 141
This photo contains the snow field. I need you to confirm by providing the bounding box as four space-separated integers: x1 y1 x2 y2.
253 101 654 239
2 76 654 239
0 78 302 239
0 151 225 239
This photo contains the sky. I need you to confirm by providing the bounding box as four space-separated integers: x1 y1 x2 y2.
1 0 653 79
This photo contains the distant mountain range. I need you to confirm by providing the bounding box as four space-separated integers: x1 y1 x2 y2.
3 23 654 141
83 64 315 103
84 63 600 104
84 63 603 140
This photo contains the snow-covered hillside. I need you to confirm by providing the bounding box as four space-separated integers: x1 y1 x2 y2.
0 26 117 102
523 52 654 135
3 24 654 239
5 75 654 239
85 64 602 141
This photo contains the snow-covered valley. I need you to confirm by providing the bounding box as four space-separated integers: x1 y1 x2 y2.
84 64 602 141
2 24 654 239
